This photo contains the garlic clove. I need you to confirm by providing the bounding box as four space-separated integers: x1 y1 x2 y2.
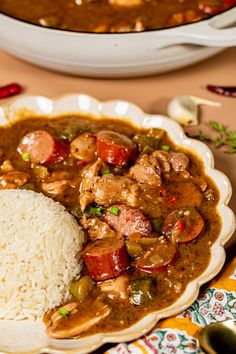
167 96 198 127
189 96 222 107
167 96 222 127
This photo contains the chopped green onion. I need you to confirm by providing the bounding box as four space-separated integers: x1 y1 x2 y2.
110 206 120 216
102 169 110 175
89 206 106 217
59 309 70 317
22 152 31 161
161 145 170 152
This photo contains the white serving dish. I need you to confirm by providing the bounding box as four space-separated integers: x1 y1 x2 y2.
0 94 235 354
0 7 236 78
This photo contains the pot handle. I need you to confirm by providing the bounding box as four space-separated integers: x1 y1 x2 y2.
152 7 236 49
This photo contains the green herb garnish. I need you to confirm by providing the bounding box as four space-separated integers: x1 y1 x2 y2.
110 206 120 216
188 120 236 154
84 203 106 218
88 206 106 217
59 309 70 317
22 152 31 161
161 145 170 152
102 169 110 175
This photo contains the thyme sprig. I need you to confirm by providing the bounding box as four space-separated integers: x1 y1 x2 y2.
188 120 236 154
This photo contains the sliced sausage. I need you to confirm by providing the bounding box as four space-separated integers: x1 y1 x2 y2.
97 130 137 167
103 204 152 239
135 237 177 273
129 154 162 188
162 207 205 243
17 130 69 164
70 133 97 162
82 238 128 281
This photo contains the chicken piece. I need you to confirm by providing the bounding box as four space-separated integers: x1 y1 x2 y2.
0 171 30 189
80 215 116 240
80 160 106 192
0 160 14 173
98 274 129 300
41 171 72 197
47 171 71 181
109 0 143 6
91 174 140 207
46 300 111 339
41 180 69 197
151 150 171 173
129 154 162 188
79 191 95 211
50 303 78 326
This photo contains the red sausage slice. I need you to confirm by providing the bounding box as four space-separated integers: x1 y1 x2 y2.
162 207 205 243
135 237 177 273
82 238 129 281
103 204 152 239
97 130 137 167
17 130 69 164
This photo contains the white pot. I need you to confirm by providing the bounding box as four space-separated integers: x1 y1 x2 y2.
0 7 235 77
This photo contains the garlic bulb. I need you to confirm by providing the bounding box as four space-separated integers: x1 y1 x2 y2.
167 96 221 127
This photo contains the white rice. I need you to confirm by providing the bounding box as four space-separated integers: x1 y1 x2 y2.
0 190 85 320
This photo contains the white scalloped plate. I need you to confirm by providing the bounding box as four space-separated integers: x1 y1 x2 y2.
0 94 235 354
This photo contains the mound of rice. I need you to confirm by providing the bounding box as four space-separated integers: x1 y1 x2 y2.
0 190 85 320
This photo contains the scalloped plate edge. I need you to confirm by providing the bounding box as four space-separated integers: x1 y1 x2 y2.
0 93 235 354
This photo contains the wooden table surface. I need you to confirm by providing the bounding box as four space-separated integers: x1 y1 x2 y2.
0 47 235 353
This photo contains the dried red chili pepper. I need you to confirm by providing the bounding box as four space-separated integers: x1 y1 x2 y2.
0 83 22 99
174 219 186 232
207 84 236 98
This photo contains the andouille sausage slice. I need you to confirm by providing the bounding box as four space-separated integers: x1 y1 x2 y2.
135 237 177 273
162 207 205 243
17 130 69 164
97 130 137 167
103 204 152 239
82 238 128 281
